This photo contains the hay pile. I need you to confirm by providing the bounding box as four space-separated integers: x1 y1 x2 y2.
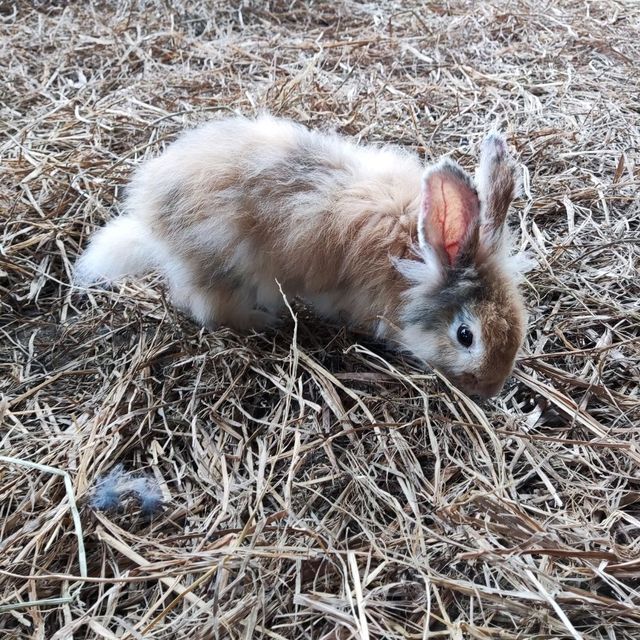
2 1 639 638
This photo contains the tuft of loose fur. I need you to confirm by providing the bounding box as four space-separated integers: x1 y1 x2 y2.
90 465 164 515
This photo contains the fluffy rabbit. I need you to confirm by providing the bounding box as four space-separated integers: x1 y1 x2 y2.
76 115 530 398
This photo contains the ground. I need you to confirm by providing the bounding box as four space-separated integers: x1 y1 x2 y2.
1 1 639 639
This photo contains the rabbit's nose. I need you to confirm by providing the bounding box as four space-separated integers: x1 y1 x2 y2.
474 380 504 400
455 373 504 399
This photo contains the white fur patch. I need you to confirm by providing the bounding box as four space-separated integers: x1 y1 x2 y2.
74 215 164 285
445 311 485 376
394 245 444 287
503 251 536 283
398 309 485 378
397 324 441 364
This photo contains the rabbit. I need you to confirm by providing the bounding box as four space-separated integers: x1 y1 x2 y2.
75 114 531 399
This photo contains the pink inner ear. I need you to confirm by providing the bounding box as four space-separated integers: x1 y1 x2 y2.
424 172 478 265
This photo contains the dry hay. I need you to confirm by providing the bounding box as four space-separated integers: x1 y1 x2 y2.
1 1 639 638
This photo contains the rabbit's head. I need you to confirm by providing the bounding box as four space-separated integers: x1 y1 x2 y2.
397 133 531 399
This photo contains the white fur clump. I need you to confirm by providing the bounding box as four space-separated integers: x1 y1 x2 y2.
75 216 162 285
394 244 445 288
90 465 164 515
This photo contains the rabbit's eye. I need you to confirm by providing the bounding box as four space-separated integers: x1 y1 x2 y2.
457 324 473 348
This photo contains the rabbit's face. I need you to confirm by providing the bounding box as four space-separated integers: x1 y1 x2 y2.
396 131 529 399
400 263 526 399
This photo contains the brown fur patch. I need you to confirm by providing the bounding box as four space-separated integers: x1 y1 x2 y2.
485 164 517 233
478 134 519 248
474 262 526 389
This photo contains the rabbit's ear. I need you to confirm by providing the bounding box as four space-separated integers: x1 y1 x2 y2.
476 132 520 250
419 159 480 267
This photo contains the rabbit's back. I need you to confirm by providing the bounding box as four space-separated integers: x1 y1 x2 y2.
127 116 423 324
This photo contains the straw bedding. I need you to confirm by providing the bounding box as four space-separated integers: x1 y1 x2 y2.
1 1 639 638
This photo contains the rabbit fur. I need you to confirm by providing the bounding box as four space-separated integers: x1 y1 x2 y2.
76 115 530 398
